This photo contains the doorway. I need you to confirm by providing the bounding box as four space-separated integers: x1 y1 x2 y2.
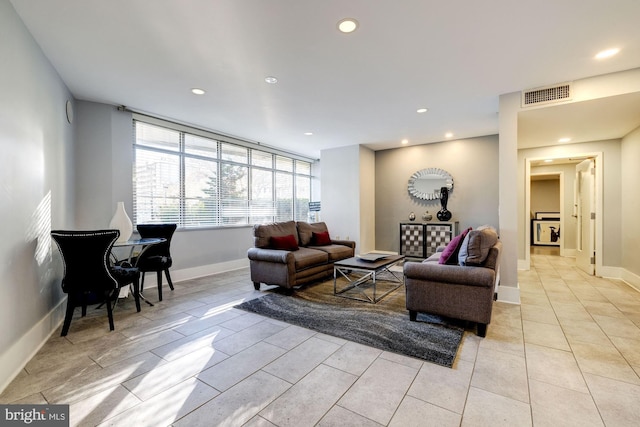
524 152 603 275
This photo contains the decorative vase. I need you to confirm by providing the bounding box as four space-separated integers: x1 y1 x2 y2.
109 201 133 243
422 211 432 221
408 212 416 221
437 187 452 221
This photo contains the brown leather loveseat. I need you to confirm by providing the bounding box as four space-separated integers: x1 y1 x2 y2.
247 221 355 293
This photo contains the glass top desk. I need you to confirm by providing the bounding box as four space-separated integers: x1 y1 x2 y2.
112 237 166 305
112 237 166 266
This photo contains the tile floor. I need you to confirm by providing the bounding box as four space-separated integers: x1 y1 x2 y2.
2 250 640 426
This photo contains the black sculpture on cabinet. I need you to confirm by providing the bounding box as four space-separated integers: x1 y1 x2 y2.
437 186 452 221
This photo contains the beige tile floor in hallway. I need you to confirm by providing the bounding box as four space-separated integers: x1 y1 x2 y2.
2 249 640 426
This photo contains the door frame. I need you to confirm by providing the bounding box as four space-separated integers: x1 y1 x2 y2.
524 152 603 274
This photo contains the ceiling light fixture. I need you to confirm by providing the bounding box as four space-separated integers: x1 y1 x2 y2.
445 132 453 138
337 18 359 33
544 159 553 163
304 132 313 136
416 108 428 113
265 76 278 84
595 47 620 59
191 88 205 95
558 137 571 143
401 139 409 145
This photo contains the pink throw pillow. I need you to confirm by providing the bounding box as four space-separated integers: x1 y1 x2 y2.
312 231 332 246
439 227 472 265
270 234 299 251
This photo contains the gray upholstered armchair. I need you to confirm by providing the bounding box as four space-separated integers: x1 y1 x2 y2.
403 227 502 337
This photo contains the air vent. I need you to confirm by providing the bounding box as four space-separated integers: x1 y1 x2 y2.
522 83 572 107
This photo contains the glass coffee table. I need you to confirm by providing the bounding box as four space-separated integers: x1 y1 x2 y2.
333 254 405 303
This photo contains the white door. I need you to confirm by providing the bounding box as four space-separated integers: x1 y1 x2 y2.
575 159 595 275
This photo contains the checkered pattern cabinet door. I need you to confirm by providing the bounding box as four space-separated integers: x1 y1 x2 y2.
400 223 424 257
425 224 452 257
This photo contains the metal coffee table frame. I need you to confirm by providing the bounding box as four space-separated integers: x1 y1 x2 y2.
333 254 405 303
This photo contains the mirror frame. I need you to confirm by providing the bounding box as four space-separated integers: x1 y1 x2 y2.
407 168 454 200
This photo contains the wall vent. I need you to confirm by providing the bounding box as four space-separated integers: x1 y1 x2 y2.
522 83 572 107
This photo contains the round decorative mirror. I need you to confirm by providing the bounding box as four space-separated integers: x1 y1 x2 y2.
407 168 454 200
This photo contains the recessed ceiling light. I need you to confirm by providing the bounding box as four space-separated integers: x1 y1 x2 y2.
304 132 313 136
595 48 620 59
544 159 553 163
191 88 205 95
337 18 359 33
265 76 278 84
401 139 409 145
445 132 453 138
558 137 571 143
416 108 428 113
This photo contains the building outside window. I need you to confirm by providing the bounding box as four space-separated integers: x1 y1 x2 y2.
133 119 312 228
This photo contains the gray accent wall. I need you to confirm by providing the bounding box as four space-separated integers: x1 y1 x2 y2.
375 136 499 254
1 0 74 390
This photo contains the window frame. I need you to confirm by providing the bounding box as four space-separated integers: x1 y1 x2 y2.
132 115 314 229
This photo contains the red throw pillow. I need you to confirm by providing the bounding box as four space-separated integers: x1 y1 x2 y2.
312 231 332 246
270 234 299 251
439 227 472 265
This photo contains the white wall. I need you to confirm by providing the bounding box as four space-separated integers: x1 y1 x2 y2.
621 125 640 282
0 0 75 391
320 145 364 251
498 92 521 301
359 146 376 253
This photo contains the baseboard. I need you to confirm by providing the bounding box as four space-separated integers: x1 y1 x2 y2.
0 299 66 394
517 259 529 271
1 258 250 394
598 265 622 280
621 268 640 293
170 258 249 283
496 284 521 304
602 266 640 293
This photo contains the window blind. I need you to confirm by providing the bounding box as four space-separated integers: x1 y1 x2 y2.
132 119 313 228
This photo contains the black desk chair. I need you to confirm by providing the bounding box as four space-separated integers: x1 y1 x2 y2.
51 229 141 336
135 224 177 301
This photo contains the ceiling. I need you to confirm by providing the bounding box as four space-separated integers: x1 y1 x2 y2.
10 0 640 159
518 92 640 149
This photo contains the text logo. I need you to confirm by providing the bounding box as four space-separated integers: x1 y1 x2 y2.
1 405 69 426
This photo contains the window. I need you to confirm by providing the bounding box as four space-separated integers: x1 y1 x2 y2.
133 119 313 228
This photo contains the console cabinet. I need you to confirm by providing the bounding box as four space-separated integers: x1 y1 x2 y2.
400 221 459 259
